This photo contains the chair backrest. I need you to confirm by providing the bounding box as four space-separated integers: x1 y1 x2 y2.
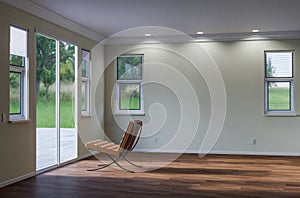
119 120 143 152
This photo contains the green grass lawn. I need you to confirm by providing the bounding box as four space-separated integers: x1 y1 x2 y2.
9 88 20 114
120 97 140 110
9 99 20 114
36 99 74 128
9 98 74 128
268 87 290 110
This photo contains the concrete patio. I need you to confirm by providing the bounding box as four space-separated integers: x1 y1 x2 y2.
36 128 77 171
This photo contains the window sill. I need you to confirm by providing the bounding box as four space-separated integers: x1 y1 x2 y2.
114 112 145 116
264 112 299 117
81 114 92 118
9 119 31 124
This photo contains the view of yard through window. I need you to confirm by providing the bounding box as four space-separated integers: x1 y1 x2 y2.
9 26 27 119
35 34 77 170
265 51 293 111
117 55 143 111
119 83 140 110
35 34 75 128
268 86 290 110
9 72 21 114
36 87 74 128
9 55 24 114
9 34 75 127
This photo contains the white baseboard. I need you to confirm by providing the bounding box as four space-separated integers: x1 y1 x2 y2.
2 153 95 188
0 172 35 188
133 149 300 156
208 150 300 156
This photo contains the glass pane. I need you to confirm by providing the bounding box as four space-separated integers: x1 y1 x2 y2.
266 52 293 78
9 72 21 114
268 82 291 111
36 34 57 170
10 26 27 57
59 41 77 163
119 83 140 110
36 34 57 128
81 81 87 111
82 49 90 60
117 56 142 80
36 35 78 170
81 59 87 77
59 41 75 129
81 50 90 78
10 54 25 67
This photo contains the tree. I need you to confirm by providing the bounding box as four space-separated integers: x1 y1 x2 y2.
117 56 142 80
36 35 75 99
36 35 56 98
59 42 75 83
9 54 24 89
266 58 276 87
266 58 275 78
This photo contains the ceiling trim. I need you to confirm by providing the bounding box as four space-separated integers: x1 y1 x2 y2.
103 31 300 45
0 0 105 42
192 31 300 42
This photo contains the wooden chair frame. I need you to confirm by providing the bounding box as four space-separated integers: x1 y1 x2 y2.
85 120 143 172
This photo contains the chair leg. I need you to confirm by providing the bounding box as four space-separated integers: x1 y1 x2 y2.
104 154 135 173
87 163 112 171
87 155 121 171
97 161 115 167
87 153 140 173
112 161 135 173
122 156 143 168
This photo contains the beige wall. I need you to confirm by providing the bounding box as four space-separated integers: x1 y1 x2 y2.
104 40 300 155
78 43 105 156
204 40 300 154
0 2 103 186
2 0 300 188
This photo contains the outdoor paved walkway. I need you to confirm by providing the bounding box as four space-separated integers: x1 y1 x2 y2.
36 128 77 170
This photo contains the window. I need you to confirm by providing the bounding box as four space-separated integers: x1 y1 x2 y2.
115 54 144 115
264 51 294 113
81 49 91 116
9 25 28 121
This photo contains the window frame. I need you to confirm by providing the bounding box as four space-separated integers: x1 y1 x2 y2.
81 49 91 117
115 54 144 115
264 50 295 115
9 25 29 121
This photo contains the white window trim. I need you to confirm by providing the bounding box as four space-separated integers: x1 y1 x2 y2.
264 50 296 116
9 26 29 122
114 54 144 115
81 50 91 117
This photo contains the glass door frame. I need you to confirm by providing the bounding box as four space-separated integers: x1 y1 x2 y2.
35 32 78 173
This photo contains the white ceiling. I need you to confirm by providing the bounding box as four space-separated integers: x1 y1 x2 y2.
3 0 300 41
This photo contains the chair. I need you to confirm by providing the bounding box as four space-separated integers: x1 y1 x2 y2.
85 120 143 172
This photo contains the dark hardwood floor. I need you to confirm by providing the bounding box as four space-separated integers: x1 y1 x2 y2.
1 153 300 198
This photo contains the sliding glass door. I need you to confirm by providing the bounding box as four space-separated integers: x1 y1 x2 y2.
59 41 77 164
36 34 77 171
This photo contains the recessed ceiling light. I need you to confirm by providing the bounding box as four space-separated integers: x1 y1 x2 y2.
145 33 151 37
197 31 204 35
252 29 260 33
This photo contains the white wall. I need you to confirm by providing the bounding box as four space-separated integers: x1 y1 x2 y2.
104 40 300 156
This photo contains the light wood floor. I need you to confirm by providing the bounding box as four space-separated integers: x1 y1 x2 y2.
1 153 300 198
